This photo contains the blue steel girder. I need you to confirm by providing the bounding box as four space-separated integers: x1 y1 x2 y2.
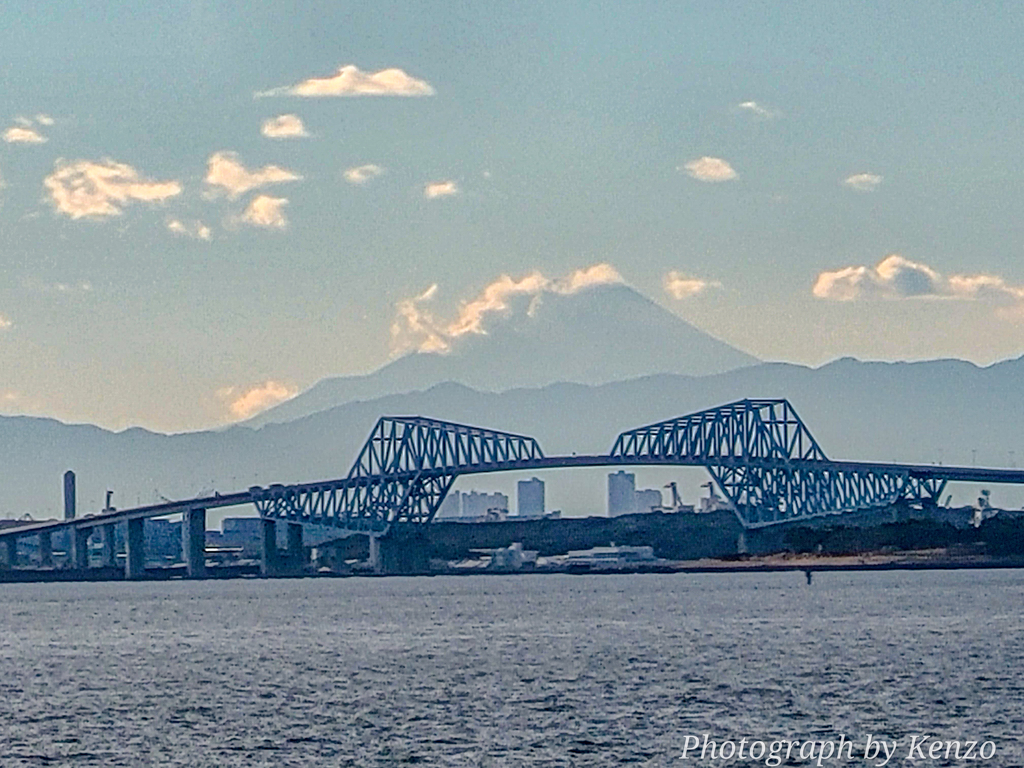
251 400 951 532
610 399 946 526
350 416 543 478
252 417 543 531
611 399 828 464
708 462 947 527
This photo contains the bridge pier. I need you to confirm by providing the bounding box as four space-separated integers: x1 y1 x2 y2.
39 531 53 568
378 533 431 575
182 508 207 579
368 533 381 574
101 523 117 568
287 522 305 566
125 518 146 580
1 537 16 568
260 518 279 577
70 527 91 570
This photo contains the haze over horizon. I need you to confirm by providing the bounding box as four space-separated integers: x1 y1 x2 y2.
2 3 1024 433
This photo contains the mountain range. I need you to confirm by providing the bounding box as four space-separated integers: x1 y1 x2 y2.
3 356 1023 520
244 282 757 427
2 279 1021 519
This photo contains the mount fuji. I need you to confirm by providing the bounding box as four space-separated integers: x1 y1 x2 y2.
245 281 757 427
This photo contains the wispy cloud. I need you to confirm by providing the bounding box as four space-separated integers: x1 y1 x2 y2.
4 115 52 144
167 218 212 240
21 278 93 295
391 264 625 354
737 101 780 119
344 164 385 184
219 381 298 419
261 114 309 139
679 157 737 182
3 125 47 144
204 151 301 199
813 254 1024 317
663 271 722 299
257 65 435 98
843 173 883 192
44 159 182 219
0 314 12 330
239 195 289 229
424 180 458 199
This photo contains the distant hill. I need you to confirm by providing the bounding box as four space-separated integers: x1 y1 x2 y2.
244 282 757 427
2 355 1023 519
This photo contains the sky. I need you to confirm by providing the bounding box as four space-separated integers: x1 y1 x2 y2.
2 2 1024 433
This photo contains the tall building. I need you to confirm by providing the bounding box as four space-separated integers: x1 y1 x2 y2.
462 490 509 518
635 488 663 513
436 493 462 520
516 477 545 518
437 490 509 520
608 471 636 517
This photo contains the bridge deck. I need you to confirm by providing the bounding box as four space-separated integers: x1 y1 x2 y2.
2 455 1022 541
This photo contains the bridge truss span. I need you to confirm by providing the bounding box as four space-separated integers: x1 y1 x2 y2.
611 398 828 463
251 399 963 533
251 417 544 531
610 399 946 526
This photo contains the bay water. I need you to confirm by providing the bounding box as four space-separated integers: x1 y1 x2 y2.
0 571 1021 766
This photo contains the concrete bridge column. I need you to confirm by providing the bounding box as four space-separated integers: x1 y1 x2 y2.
1 537 16 568
125 518 146 580
70 527 91 570
39 531 53 568
368 533 381 574
287 523 306 567
101 523 117 568
260 518 279 577
377 535 431 575
182 508 207 579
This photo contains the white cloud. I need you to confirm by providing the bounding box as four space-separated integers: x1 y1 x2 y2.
680 156 737 182
21 278 93 294
53 282 91 294
344 164 385 184
219 381 298 419
392 284 450 354
167 218 212 240
239 195 289 229
813 254 1024 313
261 114 309 139
3 126 47 144
204 151 301 199
663 271 722 300
737 101 779 119
44 158 182 219
424 180 458 199
0 314 12 330
391 264 625 354
35 114 54 126
257 65 435 97
843 173 883 192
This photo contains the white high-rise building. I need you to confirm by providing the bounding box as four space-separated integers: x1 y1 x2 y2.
435 493 462 520
461 490 509 518
608 471 636 517
516 477 545 518
635 488 663 513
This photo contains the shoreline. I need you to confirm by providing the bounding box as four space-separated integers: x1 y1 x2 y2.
2 551 1023 583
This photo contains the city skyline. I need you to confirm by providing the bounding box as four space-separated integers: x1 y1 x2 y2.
2 4 1024 432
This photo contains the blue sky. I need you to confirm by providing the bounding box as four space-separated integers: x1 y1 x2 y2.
2 2 1023 431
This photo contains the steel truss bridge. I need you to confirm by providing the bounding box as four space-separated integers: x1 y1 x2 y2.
250 398 1024 532
5 396 1024 569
